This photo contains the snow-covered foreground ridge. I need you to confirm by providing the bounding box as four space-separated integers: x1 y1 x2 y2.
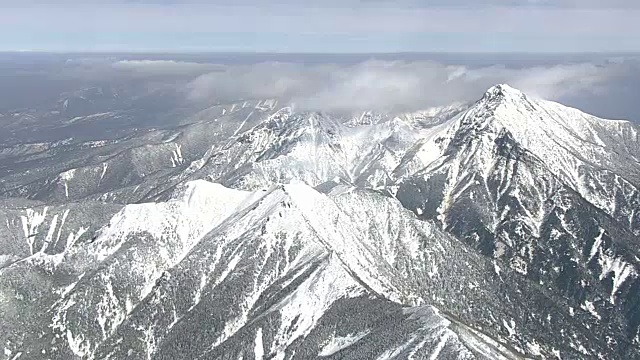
0 179 521 359
2 84 640 359
0 177 629 359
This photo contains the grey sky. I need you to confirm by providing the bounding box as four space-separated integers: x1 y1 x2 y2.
4 0 639 7
0 0 638 52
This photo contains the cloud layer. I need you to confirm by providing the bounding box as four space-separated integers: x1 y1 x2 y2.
42 55 640 121
180 59 626 113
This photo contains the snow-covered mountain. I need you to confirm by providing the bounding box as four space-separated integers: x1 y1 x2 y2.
1 84 639 359
397 85 640 353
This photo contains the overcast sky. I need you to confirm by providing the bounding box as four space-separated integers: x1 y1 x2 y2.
1 0 639 52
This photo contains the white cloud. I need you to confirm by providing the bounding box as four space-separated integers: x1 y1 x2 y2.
111 60 223 76
184 60 622 112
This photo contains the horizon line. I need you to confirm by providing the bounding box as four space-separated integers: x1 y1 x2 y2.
1 50 640 56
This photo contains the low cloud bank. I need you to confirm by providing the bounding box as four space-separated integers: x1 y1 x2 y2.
57 56 640 120
111 60 224 77
182 59 629 113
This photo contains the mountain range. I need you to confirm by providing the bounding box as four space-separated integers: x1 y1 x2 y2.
1 84 639 359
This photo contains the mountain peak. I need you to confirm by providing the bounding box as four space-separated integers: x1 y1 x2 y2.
483 83 523 99
476 83 531 113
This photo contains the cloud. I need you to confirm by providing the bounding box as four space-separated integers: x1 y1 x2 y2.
111 60 223 76
51 59 223 83
37 55 640 120
183 59 625 113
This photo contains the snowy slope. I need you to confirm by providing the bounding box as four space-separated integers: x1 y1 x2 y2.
2 178 627 359
0 180 501 359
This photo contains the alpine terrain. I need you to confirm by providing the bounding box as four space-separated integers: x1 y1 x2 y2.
1 84 639 360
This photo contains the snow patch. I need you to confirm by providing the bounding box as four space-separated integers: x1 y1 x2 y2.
234 111 254 136
171 143 185 167
598 253 637 303
581 300 601 320
20 207 48 255
100 162 108 182
59 169 77 198
589 228 605 262
318 331 369 356
502 318 516 338
254 328 264 360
